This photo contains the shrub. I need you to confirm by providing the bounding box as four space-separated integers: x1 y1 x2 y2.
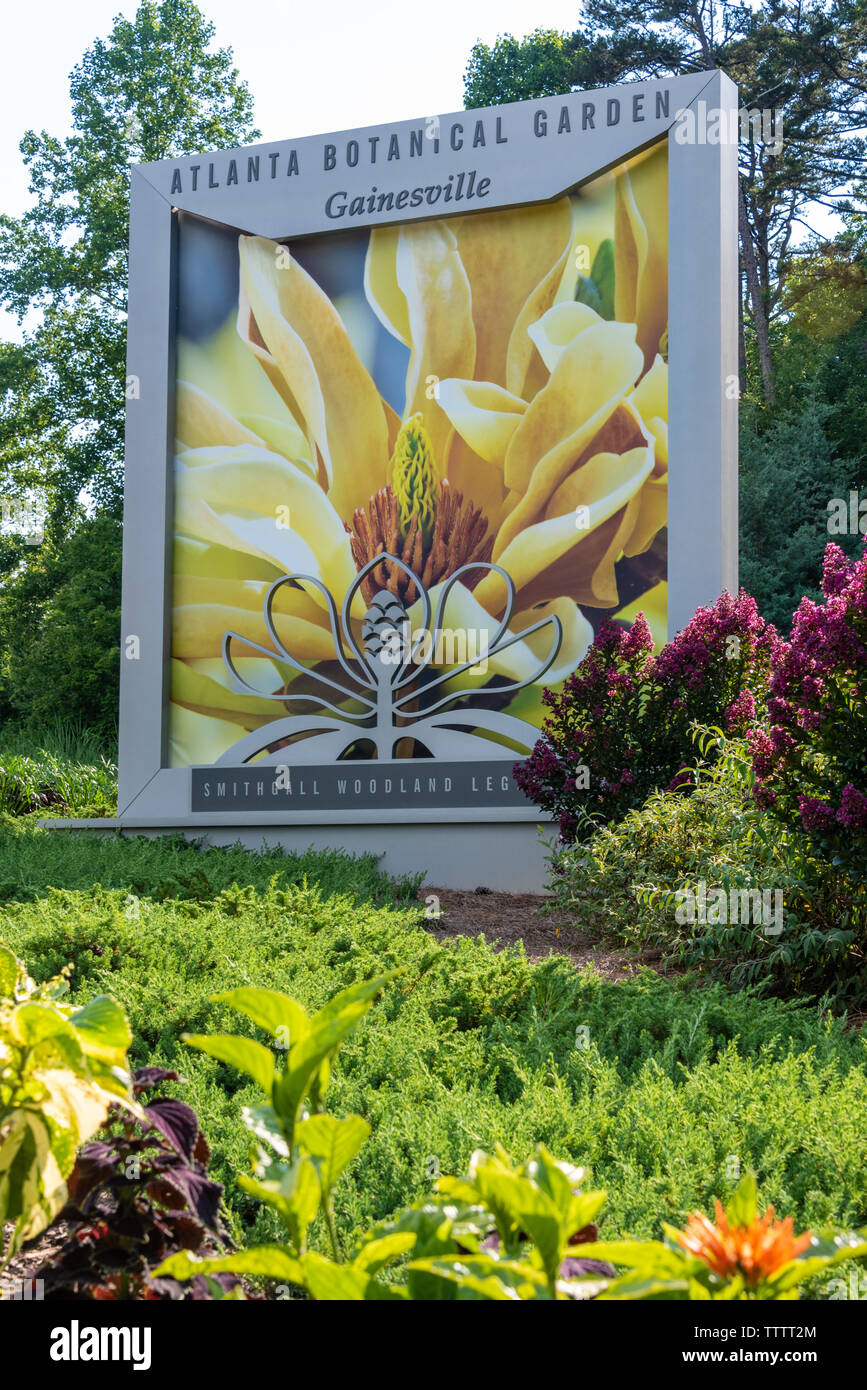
0 751 117 818
551 733 865 1001
750 541 867 896
515 591 776 842
4 825 866 1247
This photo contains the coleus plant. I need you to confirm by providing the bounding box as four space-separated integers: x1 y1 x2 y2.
38 1066 239 1300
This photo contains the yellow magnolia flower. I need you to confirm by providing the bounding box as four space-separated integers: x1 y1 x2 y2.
169 144 669 766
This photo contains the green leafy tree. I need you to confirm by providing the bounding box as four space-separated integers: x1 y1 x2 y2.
0 0 259 733
464 0 867 406
0 513 123 732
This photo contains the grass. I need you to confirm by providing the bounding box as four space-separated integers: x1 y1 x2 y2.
1 818 865 1264
0 720 118 817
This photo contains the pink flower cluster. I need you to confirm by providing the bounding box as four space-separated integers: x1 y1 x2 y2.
515 591 775 843
750 541 867 860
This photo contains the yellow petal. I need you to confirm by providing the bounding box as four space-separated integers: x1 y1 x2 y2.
174 446 359 605
450 198 572 390
236 412 317 477
237 234 390 519
525 301 601 375
629 352 668 423
168 702 246 767
171 656 287 725
477 445 654 611
623 475 668 556
396 221 476 468
173 535 284 584
176 381 264 450
364 226 410 345
509 597 594 684
173 600 338 662
497 321 644 550
437 379 526 465
615 143 668 371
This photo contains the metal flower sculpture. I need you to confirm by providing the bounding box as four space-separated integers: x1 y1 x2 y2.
215 553 562 766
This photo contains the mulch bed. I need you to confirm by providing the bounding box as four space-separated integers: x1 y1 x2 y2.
418 886 666 981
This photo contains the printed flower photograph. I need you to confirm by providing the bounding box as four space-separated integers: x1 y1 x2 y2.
169 141 669 767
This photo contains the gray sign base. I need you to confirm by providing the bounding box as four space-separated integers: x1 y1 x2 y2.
36 818 553 892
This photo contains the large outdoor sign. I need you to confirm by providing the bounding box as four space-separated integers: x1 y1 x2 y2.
117 69 737 870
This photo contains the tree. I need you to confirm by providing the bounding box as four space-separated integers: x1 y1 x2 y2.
0 0 259 521
0 0 260 732
463 1 867 406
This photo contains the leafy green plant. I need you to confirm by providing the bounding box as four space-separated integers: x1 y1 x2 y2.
37 1066 239 1300
0 750 117 818
153 978 614 1300
0 943 132 1268
154 982 867 1301
152 977 397 1291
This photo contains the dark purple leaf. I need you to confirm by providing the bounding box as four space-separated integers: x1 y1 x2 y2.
144 1097 199 1161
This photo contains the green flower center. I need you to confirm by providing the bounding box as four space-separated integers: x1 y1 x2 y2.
390 412 438 545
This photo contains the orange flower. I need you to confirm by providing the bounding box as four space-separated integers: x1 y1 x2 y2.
675 1201 811 1286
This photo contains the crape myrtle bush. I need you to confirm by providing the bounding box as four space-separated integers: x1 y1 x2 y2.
750 541 867 892
515 592 776 842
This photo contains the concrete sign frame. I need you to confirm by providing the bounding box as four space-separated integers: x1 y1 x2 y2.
103 69 737 886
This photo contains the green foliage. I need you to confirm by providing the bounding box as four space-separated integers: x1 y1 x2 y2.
588 1173 867 1301
551 733 865 1002
157 984 867 1301
0 943 132 1268
0 514 121 732
2 823 865 1259
739 400 863 632
0 0 259 517
0 752 116 818
0 0 259 733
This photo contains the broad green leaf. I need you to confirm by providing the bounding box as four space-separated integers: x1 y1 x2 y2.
577 1239 696 1278
590 238 615 319
567 1189 607 1234
725 1173 758 1228
12 1003 77 1048
353 1232 416 1275
408 1255 550 1301
274 975 392 1129
156 1244 303 1285
598 1272 691 1300
301 1252 375 1301
214 987 310 1050
239 1156 320 1249
182 1031 275 1097
574 275 602 313
68 995 132 1063
241 1103 290 1157
295 1114 369 1197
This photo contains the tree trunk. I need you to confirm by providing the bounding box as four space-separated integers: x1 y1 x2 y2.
738 179 774 405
